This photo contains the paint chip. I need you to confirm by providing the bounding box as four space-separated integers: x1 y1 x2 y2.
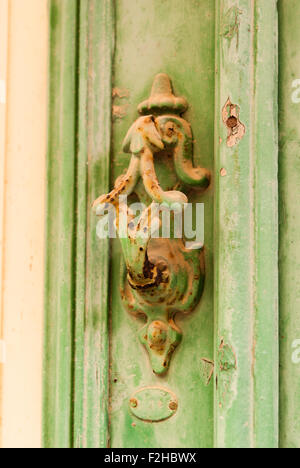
113 87 130 99
200 358 214 386
113 104 128 120
222 98 245 147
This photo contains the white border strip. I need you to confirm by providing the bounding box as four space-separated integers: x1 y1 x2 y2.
0 80 6 105
0 340 6 364
0 3 9 446
0 0 9 343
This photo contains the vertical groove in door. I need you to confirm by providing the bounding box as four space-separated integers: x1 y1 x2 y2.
43 0 79 449
278 0 300 449
73 0 88 450
214 0 278 448
73 0 115 449
251 1 278 448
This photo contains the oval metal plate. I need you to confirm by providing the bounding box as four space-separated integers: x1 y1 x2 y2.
129 386 178 422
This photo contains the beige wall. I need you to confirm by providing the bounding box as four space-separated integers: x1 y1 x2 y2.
0 0 48 448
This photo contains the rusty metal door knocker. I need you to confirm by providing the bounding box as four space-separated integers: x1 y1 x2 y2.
93 74 210 375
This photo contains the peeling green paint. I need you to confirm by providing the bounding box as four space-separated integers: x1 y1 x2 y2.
215 0 278 449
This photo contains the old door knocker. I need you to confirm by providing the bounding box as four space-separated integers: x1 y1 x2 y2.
93 74 210 375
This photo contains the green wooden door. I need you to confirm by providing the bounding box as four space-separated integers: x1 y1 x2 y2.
42 0 299 449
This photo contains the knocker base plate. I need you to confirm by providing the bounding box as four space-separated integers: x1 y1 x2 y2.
129 387 178 423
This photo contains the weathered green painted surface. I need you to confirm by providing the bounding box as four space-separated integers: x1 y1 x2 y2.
44 0 114 448
43 0 78 449
109 0 215 449
214 0 278 448
72 0 115 448
43 0 282 449
278 0 300 449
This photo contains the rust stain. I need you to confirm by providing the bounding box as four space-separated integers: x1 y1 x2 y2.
113 104 128 120
112 87 130 99
222 98 245 147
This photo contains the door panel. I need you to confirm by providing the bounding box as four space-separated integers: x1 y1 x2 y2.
110 0 215 449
